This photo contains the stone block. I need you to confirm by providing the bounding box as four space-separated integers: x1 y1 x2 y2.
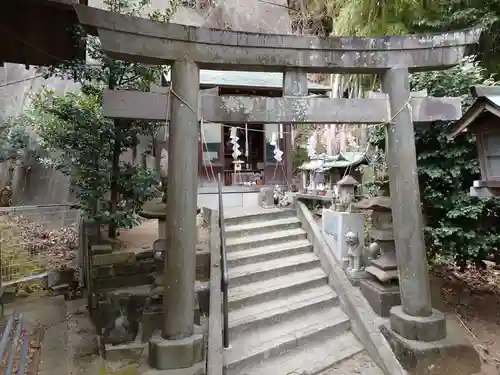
140 361 205 375
91 244 114 255
96 274 154 291
148 330 204 370
114 260 156 276
360 279 401 317
136 250 155 260
380 318 480 375
92 265 115 278
105 342 146 362
390 305 446 342
92 252 136 266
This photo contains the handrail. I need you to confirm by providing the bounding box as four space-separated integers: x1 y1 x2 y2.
217 173 230 348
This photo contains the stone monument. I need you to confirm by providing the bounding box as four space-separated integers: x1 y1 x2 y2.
355 196 400 317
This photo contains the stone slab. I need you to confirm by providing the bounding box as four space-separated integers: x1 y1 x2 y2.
103 90 462 124
380 318 480 375
91 244 114 254
105 342 146 363
140 361 205 375
92 252 136 266
371 252 398 271
360 279 401 318
365 266 399 284
390 305 446 342
148 331 204 370
74 5 480 73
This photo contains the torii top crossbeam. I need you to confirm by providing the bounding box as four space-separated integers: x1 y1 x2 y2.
74 5 480 74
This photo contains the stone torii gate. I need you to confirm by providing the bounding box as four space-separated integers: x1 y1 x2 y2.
74 4 480 372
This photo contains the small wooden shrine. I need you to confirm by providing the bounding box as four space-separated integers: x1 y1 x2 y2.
448 85 500 197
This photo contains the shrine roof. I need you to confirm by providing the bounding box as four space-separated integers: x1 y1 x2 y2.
299 152 370 171
447 85 500 139
162 70 330 92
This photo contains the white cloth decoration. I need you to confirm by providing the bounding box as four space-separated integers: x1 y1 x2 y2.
270 132 283 162
307 133 317 158
244 124 249 158
230 127 241 160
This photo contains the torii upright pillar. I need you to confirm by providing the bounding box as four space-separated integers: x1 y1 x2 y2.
148 58 204 371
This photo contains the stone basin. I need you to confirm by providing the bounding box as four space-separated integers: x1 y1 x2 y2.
140 199 201 220
140 199 167 220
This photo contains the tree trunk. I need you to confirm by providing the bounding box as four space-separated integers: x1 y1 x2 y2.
108 119 121 239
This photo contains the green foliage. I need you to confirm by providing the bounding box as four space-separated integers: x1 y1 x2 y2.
367 56 500 266
28 89 159 228
411 57 500 266
0 117 41 167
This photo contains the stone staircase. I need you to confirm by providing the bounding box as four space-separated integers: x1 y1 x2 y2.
223 209 368 375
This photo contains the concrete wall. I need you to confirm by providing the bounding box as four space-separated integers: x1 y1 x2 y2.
0 63 79 204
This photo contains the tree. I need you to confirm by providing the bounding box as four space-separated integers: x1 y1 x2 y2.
33 0 179 237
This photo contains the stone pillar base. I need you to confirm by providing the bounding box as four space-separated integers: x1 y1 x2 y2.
390 305 446 342
360 279 401 317
148 328 204 370
141 361 205 375
380 318 480 375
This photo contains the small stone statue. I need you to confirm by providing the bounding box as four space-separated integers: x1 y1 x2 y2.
345 230 366 279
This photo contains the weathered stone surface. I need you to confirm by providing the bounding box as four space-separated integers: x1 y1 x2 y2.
383 67 433 318
96 274 154 291
103 89 462 124
148 329 204 370
92 252 136 266
360 279 401 318
91 244 113 255
74 5 480 73
390 305 446 342
380 319 480 375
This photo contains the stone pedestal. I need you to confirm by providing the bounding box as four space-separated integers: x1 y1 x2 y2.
356 196 401 317
148 326 204 370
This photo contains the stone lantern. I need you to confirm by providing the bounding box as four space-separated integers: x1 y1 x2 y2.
336 175 359 211
354 196 400 317
448 85 500 197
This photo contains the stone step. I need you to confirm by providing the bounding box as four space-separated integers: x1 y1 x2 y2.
224 306 351 373
224 209 295 226
229 285 338 338
228 268 328 310
227 253 320 287
225 228 307 252
226 331 365 375
225 216 302 238
226 239 312 267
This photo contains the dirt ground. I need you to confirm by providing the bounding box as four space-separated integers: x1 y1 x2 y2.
109 215 207 251
431 264 500 375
